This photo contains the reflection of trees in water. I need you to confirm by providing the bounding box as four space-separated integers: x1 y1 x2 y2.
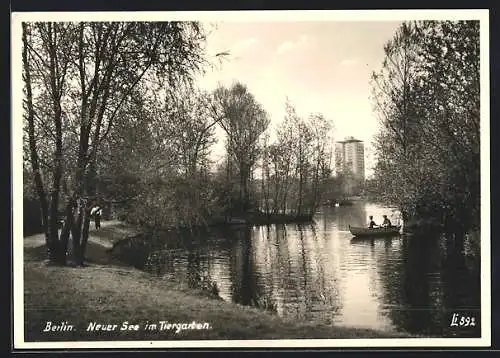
122 205 480 336
240 208 349 324
255 224 299 314
442 235 472 306
273 224 293 314
186 250 202 288
266 224 304 320
303 212 344 319
373 232 480 337
372 235 440 335
439 233 481 337
307 224 342 320
135 231 181 274
140 229 233 295
223 223 343 321
229 226 264 307
178 231 208 288
268 224 342 322
296 225 313 320
143 249 174 276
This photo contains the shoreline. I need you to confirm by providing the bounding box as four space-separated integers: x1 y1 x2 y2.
128 213 316 233
23 220 414 342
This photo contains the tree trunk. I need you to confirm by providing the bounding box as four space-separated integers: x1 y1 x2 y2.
71 203 83 265
240 167 249 213
311 155 320 215
297 166 303 215
22 23 50 244
272 163 280 214
47 23 66 264
79 210 92 265
60 197 76 260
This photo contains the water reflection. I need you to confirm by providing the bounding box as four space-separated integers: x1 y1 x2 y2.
117 201 480 337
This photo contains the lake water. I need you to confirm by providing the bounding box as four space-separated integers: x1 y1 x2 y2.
116 201 481 337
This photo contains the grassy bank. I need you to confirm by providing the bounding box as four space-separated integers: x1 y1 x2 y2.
24 221 412 341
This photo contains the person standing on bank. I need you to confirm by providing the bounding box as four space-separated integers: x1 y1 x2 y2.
92 206 102 230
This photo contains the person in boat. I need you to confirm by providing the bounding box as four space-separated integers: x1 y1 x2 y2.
368 216 378 229
382 215 392 227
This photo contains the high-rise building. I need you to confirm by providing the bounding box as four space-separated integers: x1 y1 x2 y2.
335 137 365 196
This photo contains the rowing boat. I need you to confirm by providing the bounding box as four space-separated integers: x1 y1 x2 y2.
349 225 401 238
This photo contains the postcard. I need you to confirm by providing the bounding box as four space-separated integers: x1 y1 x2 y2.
12 9 490 349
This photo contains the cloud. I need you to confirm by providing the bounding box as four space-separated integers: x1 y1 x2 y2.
276 34 310 55
231 37 259 55
340 58 359 67
276 41 295 55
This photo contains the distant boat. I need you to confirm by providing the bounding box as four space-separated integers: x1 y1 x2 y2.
226 217 247 225
349 225 401 238
338 199 354 206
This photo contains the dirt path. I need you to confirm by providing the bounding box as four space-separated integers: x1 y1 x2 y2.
23 220 129 249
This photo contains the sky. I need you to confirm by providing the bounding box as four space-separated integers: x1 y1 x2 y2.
195 21 402 177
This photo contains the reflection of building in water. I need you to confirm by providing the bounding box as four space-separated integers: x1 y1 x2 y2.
334 202 368 230
335 137 365 196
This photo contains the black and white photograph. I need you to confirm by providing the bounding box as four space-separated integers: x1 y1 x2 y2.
12 9 490 349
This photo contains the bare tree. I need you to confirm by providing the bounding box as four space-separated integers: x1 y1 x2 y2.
211 82 270 214
22 21 208 265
